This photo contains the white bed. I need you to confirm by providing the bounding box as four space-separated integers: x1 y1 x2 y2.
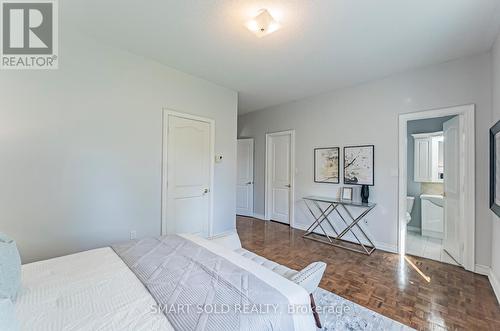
16 247 173 331
15 235 315 331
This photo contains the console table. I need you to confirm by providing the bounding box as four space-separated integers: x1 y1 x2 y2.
302 196 377 255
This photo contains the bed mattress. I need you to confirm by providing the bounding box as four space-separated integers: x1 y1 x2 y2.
15 247 173 331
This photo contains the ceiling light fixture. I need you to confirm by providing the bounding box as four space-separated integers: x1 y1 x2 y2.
246 9 281 38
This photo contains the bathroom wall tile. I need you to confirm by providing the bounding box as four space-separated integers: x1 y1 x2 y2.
421 183 444 195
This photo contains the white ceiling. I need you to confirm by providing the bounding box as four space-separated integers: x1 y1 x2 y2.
63 0 500 114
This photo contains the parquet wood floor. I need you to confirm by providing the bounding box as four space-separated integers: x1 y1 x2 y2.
236 216 500 331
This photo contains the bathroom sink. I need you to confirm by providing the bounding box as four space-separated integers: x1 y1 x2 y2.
420 194 444 207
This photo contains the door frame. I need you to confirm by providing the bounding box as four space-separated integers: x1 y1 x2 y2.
161 108 215 237
398 104 475 271
236 138 255 217
264 130 296 227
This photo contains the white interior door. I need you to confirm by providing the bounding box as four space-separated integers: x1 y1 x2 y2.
236 139 254 217
165 114 212 237
268 133 292 224
443 116 462 264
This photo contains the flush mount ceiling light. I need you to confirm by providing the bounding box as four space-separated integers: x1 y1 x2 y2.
246 9 281 38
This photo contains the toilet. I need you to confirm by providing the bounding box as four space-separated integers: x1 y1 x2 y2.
406 196 415 224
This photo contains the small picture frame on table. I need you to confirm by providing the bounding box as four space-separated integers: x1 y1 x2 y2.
341 187 353 201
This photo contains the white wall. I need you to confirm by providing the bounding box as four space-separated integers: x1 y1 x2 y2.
0 30 238 263
239 53 492 264
491 35 500 300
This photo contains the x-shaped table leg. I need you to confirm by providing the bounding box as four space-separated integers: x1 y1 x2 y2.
335 204 376 254
303 200 338 243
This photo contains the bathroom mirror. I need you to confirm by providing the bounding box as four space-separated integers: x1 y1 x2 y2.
433 135 444 182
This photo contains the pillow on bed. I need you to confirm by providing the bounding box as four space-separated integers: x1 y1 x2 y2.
0 233 21 301
0 297 19 331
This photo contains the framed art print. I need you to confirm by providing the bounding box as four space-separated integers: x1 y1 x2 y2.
314 147 340 184
344 145 374 186
490 120 500 217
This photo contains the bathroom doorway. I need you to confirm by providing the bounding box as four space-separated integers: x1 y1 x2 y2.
406 116 457 264
398 105 475 272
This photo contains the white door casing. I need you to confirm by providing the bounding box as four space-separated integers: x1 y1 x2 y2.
443 116 462 264
265 130 295 225
236 139 254 217
162 109 214 237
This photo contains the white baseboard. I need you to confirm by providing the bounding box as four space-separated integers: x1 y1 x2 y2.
474 264 500 304
209 229 237 239
252 213 266 220
474 264 491 276
489 268 500 305
292 223 308 231
292 222 397 254
236 212 267 220
373 241 398 254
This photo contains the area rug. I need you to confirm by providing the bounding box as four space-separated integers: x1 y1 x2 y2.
314 288 415 331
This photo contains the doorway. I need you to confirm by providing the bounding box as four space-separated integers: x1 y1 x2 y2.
236 138 254 217
398 104 475 271
406 116 458 265
161 109 215 237
265 130 295 226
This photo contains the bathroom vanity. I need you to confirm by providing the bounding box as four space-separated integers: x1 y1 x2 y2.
421 194 444 239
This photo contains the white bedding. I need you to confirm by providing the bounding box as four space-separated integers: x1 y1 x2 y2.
16 236 315 331
16 247 173 331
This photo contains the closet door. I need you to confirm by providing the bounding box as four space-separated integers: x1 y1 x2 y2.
236 139 254 217
164 113 213 237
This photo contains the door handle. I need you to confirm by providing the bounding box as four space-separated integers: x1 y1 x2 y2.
285 184 291 188
246 181 253 185
203 188 210 194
